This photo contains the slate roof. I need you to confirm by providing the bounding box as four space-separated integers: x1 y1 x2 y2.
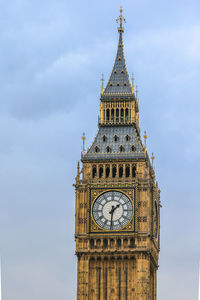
82 125 145 161
103 29 132 96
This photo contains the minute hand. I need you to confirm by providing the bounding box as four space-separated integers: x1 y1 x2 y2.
110 212 113 229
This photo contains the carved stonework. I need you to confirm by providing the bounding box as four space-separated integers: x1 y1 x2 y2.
74 8 160 300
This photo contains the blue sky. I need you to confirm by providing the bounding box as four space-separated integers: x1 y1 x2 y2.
0 0 200 299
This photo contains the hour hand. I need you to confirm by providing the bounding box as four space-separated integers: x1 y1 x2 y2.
109 205 115 214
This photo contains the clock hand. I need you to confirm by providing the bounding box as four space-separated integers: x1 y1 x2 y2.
109 205 115 215
113 204 120 212
110 212 113 230
109 204 120 230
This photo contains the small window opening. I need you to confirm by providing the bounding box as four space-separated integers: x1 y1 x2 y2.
99 167 103 178
132 165 136 177
125 108 129 122
95 146 99 153
125 166 130 177
125 135 130 141
106 109 110 121
103 135 107 142
131 145 136 152
130 238 135 248
118 57 121 61
116 109 119 122
117 239 121 247
90 239 94 249
119 166 123 178
123 238 128 247
103 239 108 248
114 135 118 142
106 167 110 178
92 166 97 178
121 108 124 122
117 82 120 86
106 146 111 153
124 82 127 86
111 109 114 122
121 69 124 73
110 82 113 86
120 145 125 153
112 166 116 178
96 239 101 247
114 69 117 74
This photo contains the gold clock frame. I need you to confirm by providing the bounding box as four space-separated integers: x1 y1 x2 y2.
89 187 135 234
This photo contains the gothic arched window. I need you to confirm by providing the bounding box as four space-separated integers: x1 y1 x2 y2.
120 145 125 152
92 166 97 178
111 109 114 122
112 166 116 178
119 166 123 178
131 145 136 152
116 109 119 122
106 109 110 121
106 166 110 178
132 165 136 177
125 108 129 122
99 166 103 178
125 166 130 177
117 239 121 248
130 238 135 248
95 146 100 153
106 146 111 153
114 135 118 142
121 108 124 122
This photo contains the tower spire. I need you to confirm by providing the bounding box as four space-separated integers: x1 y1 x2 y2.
103 7 132 96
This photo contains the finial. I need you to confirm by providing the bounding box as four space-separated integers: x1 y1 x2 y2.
143 131 147 147
81 132 86 155
101 73 104 95
151 152 155 166
116 6 126 33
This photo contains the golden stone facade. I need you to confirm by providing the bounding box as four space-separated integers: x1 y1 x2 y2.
74 8 160 300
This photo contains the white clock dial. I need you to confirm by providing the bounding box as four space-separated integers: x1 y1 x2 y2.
92 191 133 231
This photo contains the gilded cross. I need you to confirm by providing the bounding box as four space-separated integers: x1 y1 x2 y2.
116 6 126 28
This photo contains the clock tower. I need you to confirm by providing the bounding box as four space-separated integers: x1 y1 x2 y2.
74 8 161 300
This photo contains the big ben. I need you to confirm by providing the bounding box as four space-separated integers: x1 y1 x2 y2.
74 7 161 300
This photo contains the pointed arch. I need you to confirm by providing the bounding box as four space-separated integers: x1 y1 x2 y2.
120 108 124 122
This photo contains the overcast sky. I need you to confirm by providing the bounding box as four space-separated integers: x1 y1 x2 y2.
0 0 200 299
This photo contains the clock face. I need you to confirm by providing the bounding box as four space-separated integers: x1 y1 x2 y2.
92 191 133 231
